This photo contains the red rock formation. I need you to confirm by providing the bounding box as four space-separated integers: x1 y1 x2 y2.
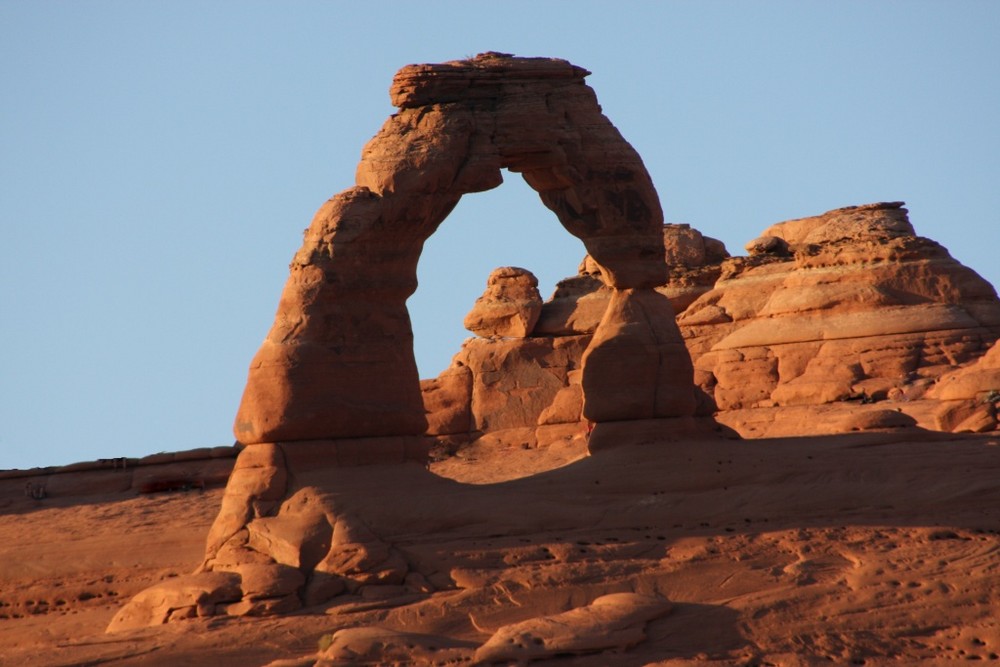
113 54 704 631
926 339 1000 432
423 202 1000 443
463 266 543 338
233 52 694 449
682 203 1000 418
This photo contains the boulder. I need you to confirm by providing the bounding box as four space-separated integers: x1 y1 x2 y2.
464 267 543 338
473 592 672 664
106 572 242 632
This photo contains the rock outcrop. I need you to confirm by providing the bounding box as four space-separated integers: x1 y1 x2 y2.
231 52 696 451
423 202 1000 443
112 53 704 631
473 592 672 663
464 266 543 338
926 339 1000 432
682 202 1000 417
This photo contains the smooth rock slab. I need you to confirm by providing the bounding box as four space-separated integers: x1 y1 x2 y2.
106 572 241 632
473 592 672 664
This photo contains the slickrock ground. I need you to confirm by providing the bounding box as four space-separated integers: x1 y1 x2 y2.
4 428 1000 666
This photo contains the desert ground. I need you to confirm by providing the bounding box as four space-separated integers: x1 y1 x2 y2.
3 425 1000 666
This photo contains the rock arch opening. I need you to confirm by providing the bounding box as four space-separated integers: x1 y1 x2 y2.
232 53 698 448
410 169 586 378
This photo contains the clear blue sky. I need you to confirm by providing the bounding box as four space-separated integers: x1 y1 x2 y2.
2 2 998 470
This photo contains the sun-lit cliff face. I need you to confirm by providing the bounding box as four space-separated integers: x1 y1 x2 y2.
424 201 1000 447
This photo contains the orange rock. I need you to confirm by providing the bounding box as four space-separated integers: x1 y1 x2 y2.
682 202 1000 415
463 266 543 338
420 364 474 436
233 54 674 447
582 288 697 422
460 335 590 432
106 571 241 632
473 592 672 663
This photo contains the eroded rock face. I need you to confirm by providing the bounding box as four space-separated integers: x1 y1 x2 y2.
682 203 1000 413
114 54 703 632
926 339 1000 433
233 52 689 448
464 266 543 338
423 202 1000 442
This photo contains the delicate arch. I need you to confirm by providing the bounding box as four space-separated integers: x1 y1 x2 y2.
234 53 695 446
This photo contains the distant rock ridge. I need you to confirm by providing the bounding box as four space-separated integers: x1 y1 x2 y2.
683 202 1000 417
422 201 1000 444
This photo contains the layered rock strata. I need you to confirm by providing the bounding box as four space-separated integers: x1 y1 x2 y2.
682 202 1000 415
423 202 1000 443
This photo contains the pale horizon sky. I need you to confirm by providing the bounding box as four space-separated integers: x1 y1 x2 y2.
2 2 998 470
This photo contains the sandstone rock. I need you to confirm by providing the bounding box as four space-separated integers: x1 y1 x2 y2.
302 572 347 607
537 372 584 425
203 443 288 563
663 223 728 267
745 235 790 256
106 572 241 632
426 335 590 436
116 54 715 631
763 201 914 245
473 592 672 664
582 289 697 422
534 275 610 336
245 491 333 572
223 594 301 618
536 224 730 337
420 364 474 436
928 340 1000 402
233 53 671 446
464 266 543 338
837 409 917 431
681 202 1000 416
953 404 998 433
234 562 306 600
317 627 474 665
315 514 408 590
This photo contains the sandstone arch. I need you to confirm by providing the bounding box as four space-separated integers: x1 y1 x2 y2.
233 53 697 449
109 57 707 630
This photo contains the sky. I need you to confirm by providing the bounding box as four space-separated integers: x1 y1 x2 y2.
2 2 998 470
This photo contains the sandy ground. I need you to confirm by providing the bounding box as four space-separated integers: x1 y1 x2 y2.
3 427 1000 666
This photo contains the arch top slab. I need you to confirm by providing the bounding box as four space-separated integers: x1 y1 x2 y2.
234 53 686 446
360 52 669 289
